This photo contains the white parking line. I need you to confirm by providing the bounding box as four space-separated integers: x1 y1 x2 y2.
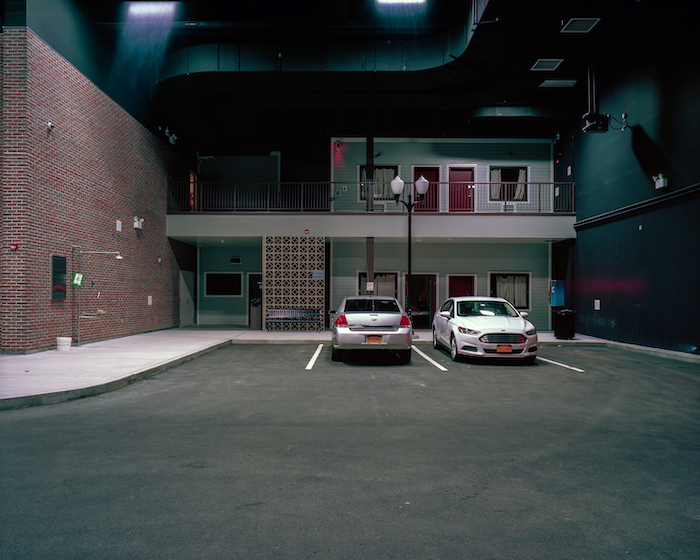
412 345 448 372
306 343 324 370
536 356 585 373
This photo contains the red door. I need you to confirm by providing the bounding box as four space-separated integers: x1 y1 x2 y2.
449 168 474 211
413 167 439 212
448 275 475 297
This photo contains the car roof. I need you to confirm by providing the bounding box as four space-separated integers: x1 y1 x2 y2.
343 295 398 300
450 296 509 303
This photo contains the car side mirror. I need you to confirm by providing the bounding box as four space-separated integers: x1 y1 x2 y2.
440 311 451 318
328 310 336 315
520 311 529 318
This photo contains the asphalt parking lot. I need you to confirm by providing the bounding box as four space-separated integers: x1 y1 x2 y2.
1 343 698 560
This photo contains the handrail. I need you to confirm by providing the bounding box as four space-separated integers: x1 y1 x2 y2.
167 181 575 214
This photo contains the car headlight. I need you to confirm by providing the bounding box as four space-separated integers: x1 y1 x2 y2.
526 328 537 336
458 326 481 336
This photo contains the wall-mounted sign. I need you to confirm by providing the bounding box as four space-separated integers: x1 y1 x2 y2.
72 272 84 286
307 270 324 280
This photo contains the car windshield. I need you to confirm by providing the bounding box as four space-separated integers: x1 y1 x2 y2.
456 301 519 318
344 299 400 313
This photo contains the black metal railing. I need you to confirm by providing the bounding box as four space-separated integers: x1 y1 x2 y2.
167 181 575 214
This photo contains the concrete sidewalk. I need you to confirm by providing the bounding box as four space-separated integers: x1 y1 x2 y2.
1 328 697 411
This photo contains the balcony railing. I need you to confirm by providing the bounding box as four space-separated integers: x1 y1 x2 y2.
168 181 575 214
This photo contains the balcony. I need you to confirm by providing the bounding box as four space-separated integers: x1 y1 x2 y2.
167 181 575 214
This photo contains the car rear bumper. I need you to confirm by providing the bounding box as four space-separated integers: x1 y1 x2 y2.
333 329 412 350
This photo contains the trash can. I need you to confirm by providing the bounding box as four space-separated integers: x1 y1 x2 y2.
554 309 576 340
57 337 72 351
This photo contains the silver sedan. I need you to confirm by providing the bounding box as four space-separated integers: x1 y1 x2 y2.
432 296 538 364
330 296 413 363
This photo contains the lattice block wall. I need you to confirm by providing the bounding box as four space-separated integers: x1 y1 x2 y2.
263 237 326 331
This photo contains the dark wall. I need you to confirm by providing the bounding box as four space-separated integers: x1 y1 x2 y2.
568 58 700 353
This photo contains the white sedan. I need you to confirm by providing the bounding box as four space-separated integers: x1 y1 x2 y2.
432 296 538 364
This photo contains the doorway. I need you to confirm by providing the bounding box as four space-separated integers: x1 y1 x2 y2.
448 275 476 297
405 274 436 329
179 271 195 327
413 167 439 211
449 167 475 211
249 274 263 329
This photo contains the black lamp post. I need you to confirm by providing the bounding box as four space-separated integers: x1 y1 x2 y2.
391 175 429 315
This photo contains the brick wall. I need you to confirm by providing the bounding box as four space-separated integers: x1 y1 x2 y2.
1 28 190 353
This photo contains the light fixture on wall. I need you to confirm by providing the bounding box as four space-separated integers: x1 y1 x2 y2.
652 173 668 189
133 217 144 229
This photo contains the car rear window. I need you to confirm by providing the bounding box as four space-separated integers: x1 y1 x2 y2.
345 299 400 313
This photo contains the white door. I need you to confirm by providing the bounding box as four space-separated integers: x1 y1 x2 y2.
179 271 195 327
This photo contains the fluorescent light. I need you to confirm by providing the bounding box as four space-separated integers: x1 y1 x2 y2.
128 2 177 17
377 0 427 4
539 79 577 88
531 59 564 71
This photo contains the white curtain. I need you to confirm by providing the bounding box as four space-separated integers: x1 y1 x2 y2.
515 168 527 201
361 167 395 199
496 274 527 307
490 168 502 200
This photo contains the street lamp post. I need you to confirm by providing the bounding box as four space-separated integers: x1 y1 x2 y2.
71 246 122 346
391 175 429 316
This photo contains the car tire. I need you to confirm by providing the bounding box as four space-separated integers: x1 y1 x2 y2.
331 346 344 362
450 334 460 362
398 349 412 364
433 328 440 349
523 356 536 365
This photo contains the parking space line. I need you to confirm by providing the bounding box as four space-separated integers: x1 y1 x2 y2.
412 345 448 372
306 344 324 370
536 356 585 373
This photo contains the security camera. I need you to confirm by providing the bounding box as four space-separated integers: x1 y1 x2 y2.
46 122 55 131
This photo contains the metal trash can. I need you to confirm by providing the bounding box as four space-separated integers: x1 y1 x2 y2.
554 309 576 339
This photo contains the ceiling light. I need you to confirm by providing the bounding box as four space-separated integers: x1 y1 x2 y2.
127 2 177 17
377 0 426 4
561 18 601 34
531 59 564 71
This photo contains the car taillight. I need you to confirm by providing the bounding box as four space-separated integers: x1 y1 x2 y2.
400 315 412 328
334 314 348 327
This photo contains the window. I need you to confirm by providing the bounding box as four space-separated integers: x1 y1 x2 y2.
359 272 398 298
489 167 528 201
51 256 67 301
205 272 242 297
490 273 530 309
359 165 398 200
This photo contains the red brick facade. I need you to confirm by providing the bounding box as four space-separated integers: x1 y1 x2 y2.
1 28 189 353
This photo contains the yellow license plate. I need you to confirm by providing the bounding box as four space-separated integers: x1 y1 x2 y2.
366 335 382 344
497 345 513 353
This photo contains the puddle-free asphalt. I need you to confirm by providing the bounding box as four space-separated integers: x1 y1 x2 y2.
2 344 698 560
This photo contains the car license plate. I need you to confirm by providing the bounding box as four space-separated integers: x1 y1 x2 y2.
366 335 382 344
497 345 513 353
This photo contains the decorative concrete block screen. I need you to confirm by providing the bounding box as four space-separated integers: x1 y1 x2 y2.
263 237 326 331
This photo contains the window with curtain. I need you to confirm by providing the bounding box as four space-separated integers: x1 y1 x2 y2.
490 273 530 309
490 167 528 201
359 166 398 200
